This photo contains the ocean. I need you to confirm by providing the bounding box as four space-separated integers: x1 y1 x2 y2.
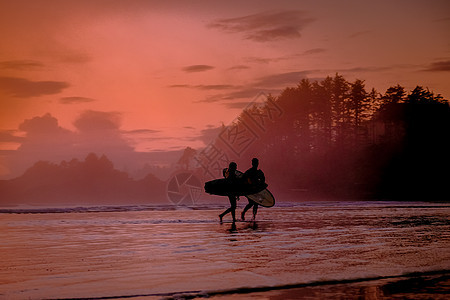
1 201 449 299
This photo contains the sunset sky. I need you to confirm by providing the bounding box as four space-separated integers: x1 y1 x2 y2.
0 0 449 178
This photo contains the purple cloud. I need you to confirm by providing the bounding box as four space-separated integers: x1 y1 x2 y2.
60 96 96 104
182 65 215 73
0 76 69 98
423 60 450 72
0 60 44 70
208 10 315 42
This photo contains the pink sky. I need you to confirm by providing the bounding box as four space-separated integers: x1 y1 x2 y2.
0 0 449 178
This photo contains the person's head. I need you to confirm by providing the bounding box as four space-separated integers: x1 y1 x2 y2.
229 161 237 171
252 158 259 168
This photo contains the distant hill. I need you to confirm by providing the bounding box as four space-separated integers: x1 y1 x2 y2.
0 153 167 206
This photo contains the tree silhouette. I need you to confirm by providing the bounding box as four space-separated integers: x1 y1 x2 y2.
226 75 449 200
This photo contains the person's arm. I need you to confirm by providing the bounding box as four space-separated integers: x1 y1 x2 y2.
259 170 265 184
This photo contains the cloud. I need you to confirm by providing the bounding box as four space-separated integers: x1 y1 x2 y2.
15 114 76 163
422 60 450 72
222 101 254 109
228 65 250 70
192 68 326 107
0 130 24 143
124 129 161 135
0 60 44 70
182 65 215 73
0 76 69 98
73 110 122 132
245 57 277 64
349 30 373 39
59 96 96 104
19 113 72 137
243 50 325 66
1 112 177 179
197 126 223 145
193 70 316 104
195 85 236 90
169 84 237 90
338 66 391 73
0 114 76 177
301 48 326 55
195 87 280 104
253 70 316 87
208 10 315 42
169 84 190 88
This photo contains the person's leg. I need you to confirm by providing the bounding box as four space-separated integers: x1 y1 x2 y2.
220 196 236 222
230 196 237 223
241 200 253 221
219 208 227 222
252 203 258 220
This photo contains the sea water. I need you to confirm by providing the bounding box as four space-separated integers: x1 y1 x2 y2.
0 201 449 299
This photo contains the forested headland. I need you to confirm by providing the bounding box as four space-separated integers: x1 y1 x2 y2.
226 74 449 201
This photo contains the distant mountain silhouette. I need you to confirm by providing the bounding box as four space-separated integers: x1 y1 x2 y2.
0 153 166 206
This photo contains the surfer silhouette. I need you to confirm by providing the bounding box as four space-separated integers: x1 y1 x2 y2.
219 162 239 224
241 158 265 221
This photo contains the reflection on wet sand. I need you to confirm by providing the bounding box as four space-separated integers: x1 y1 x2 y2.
0 202 449 299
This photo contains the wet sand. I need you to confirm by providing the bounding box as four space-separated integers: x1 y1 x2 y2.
1 202 449 299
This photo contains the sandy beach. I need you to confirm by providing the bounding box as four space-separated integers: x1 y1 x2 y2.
1 201 449 299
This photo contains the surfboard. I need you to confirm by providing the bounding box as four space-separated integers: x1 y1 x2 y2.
204 168 275 207
246 188 275 207
204 177 267 196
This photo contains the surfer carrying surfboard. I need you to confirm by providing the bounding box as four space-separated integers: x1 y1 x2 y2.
219 162 240 223
241 158 265 221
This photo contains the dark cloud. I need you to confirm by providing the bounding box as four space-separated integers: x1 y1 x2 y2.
245 57 276 64
253 70 316 87
73 110 122 132
169 84 190 88
16 114 76 161
0 60 44 70
182 65 215 73
194 69 320 105
301 48 326 55
0 76 69 98
2 112 143 179
221 88 270 99
349 30 373 39
244 50 325 65
222 101 253 109
19 113 71 136
228 65 250 70
2 114 75 178
169 84 236 90
196 84 236 90
248 26 301 42
60 96 96 104
244 55 293 64
422 60 450 72
198 126 223 145
195 87 280 104
124 129 161 135
339 66 391 73
208 10 315 42
0 130 24 143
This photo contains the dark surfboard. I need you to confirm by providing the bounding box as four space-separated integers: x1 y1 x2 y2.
204 177 267 196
